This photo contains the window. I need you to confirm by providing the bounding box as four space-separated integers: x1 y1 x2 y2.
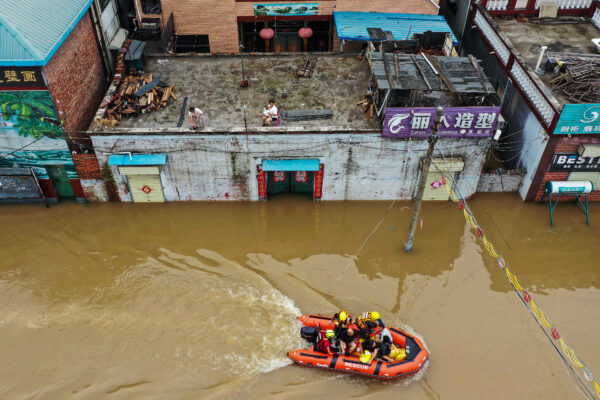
173 35 210 53
98 0 112 11
140 0 162 14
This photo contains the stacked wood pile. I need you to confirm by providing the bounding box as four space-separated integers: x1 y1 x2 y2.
548 52 600 104
356 92 375 119
101 74 176 124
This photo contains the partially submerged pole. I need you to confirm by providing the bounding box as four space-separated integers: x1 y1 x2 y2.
404 106 444 252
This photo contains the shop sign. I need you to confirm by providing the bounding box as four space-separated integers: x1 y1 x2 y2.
549 154 600 172
313 164 323 199
383 106 500 138
254 3 318 16
554 104 600 134
0 67 45 89
256 168 267 200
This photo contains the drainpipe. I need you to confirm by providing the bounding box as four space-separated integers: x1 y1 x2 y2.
89 1 114 79
534 45 548 75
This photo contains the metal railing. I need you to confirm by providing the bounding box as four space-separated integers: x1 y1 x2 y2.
472 5 560 131
480 0 595 15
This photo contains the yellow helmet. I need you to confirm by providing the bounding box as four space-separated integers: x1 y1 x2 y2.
371 311 380 320
359 350 372 364
325 330 335 339
339 310 348 322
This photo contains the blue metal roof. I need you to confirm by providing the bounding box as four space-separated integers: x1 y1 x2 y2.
0 0 93 66
263 159 320 171
334 12 457 45
109 154 168 166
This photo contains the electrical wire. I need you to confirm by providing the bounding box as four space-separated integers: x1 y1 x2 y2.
430 147 600 400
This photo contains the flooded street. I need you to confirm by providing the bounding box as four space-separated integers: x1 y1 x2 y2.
1 194 599 399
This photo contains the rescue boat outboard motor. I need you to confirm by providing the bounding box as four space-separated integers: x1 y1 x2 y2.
300 326 318 344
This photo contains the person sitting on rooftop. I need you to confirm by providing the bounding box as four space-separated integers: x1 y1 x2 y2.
262 99 278 126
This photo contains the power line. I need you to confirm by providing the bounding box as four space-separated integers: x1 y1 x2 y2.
430 147 600 400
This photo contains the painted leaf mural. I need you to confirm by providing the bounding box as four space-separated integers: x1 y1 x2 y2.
0 91 62 139
0 90 76 180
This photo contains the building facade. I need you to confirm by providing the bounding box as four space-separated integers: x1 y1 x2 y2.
442 0 600 201
89 133 489 202
0 0 108 203
133 0 441 54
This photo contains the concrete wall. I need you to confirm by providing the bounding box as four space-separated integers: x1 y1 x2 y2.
90 133 490 201
43 12 107 138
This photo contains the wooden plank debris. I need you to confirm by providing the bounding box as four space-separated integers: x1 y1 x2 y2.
297 58 317 78
99 73 176 127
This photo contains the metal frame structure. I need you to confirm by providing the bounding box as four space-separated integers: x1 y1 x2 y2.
539 185 590 226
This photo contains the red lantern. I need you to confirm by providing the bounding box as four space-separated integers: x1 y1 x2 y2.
298 27 313 39
260 28 275 52
259 28 275 39
298 27 313 52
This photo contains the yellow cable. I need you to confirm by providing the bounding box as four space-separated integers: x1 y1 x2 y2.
594 381 600 397
483 236 499 258
560 338 584 368
505 267 524 291
530 300 551 327
463 209 478 229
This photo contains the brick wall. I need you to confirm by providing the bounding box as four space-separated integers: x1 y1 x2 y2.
534 136 600 202
43 12 107 138
335 0 439 13
72 154 103 179
137 0 439 54
477 170 523 192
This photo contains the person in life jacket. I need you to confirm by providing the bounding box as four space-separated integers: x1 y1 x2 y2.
317 330 337 355
331 310 353 336
356 311 381 340
380 335 406 362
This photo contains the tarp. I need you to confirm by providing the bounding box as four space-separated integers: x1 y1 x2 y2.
334 11 457 44
108 154 167 166
262 159 320 171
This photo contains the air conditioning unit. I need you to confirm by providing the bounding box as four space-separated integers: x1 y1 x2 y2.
539 0 558 19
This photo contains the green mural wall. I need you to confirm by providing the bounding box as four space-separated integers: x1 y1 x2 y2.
0 90 77 179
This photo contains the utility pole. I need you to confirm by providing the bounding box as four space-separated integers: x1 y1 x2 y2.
404 106 444 252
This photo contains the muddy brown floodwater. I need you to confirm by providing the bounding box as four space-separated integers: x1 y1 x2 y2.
1 193 599 400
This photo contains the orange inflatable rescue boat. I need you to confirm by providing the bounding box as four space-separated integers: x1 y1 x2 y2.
288 314 429 380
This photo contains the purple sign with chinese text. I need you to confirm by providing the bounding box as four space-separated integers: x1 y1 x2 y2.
383 107 501 138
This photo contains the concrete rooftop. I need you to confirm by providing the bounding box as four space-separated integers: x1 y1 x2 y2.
110 54 378 132
495 17 600 104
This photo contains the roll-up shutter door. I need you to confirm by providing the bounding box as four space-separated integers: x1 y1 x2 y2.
422 171 451 200
127 174 165 202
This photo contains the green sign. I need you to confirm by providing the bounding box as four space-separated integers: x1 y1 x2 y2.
254 3 318 16
554 104 600 134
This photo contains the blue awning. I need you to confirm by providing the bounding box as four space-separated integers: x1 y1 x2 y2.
334 11 457 45
262 159 320 171
108 154 167 166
